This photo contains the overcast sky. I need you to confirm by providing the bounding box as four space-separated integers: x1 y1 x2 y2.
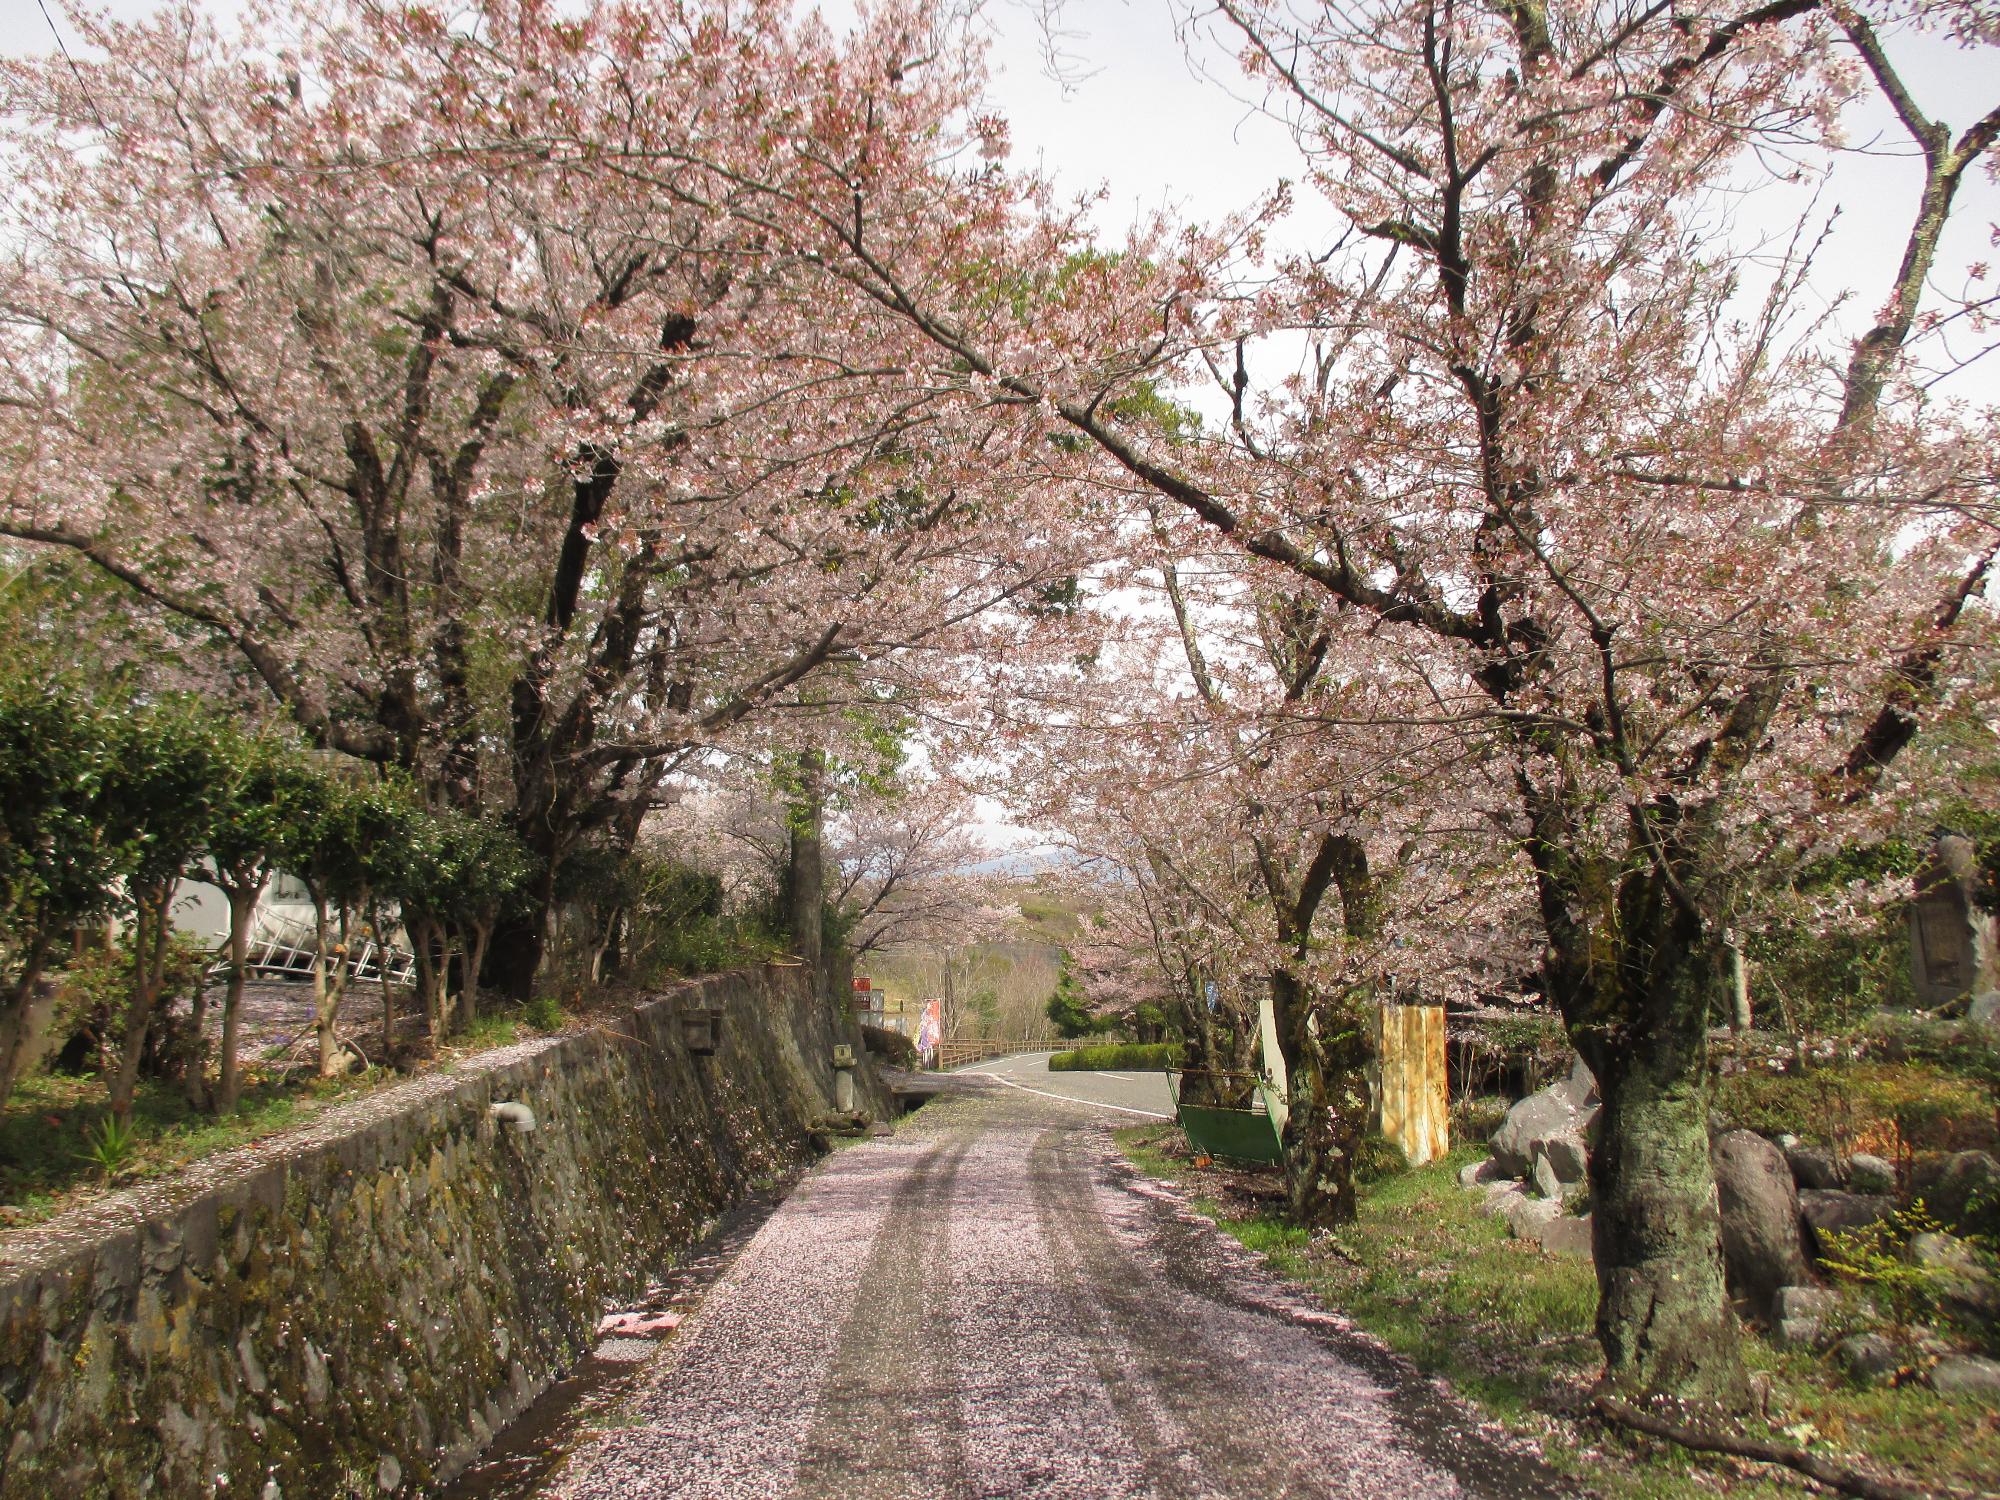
15 0 1997 395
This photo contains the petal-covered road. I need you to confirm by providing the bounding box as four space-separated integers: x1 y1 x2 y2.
544 1082 1567 1500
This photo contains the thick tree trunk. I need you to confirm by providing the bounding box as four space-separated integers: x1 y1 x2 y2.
485 901 543 1003
1569 898 1747 1405
217 885 259 1112
786 748 827 980
1272 970 1369 1229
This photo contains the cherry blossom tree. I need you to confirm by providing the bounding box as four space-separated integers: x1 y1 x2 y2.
664 0 1999 1399
0 0 1088 992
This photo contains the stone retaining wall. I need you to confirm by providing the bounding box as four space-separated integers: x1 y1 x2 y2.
0 965 866 1498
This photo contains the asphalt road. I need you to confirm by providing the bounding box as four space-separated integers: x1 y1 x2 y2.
954 1050 1177 1120
541 1079 1561 1500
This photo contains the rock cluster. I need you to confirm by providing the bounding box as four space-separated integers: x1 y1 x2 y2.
1468 1059 1598 1258
1459 1063 2000 1403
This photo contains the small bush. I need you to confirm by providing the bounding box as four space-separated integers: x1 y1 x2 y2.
75 1114 140 1176
1049 1042 1182 1072
522 994 565 1032
860 1023 918 1068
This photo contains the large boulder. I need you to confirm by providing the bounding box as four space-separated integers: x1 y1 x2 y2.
1925 1150 2000 1239
1490 1069 1598 1180
1799 1189 1896 1258
1909 1231 2000 1323
1712 1130 1809 1311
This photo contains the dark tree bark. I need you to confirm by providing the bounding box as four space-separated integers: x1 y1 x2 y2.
786 747 827 983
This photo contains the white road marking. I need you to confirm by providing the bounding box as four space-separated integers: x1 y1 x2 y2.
963 1068 1173 1120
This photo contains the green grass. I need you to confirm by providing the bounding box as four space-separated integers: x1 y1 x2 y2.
1048 1042 1181 1072
0 1071 368 1225
1116 1128 2000 1499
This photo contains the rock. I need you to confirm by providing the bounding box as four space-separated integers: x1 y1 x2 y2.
377 1454 402 1493
1970 990 2000 1029
1534 1213 1594 1259
1503 1193 1562 1241
1490 1090 1576 1178
1799 1190 1896 1257
1551 1055 1598 1110
1930 1355 2000 1402
1772 1285 1836 1321
1925 1150 2000 1238
1783 1144 1843 1191
1909 1232 2000 1321
1771 1285 1836 1350
1532 1151 1567 1202
1459 1157 1507 1190
1712 1130 1809 1309
1847 1153 1896 1195
1775 1316 1827 1350
1835 1332 1899 1380
1542 1135 1589 1185
1490 1074 1596 1181
1482 1182 1529 1219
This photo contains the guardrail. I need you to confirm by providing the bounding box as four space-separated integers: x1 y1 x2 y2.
935 1034 1117 1070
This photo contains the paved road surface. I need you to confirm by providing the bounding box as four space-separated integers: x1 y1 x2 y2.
955 1050 1176 1120
544 1080 1562 1500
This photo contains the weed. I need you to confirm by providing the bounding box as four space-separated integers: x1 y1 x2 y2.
523 994 565 1032
75 1115 139 1176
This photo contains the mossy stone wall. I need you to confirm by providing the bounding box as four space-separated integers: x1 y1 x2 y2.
0 965 860 1497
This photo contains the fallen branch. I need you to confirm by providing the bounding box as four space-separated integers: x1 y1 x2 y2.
1594 1392 1998 1500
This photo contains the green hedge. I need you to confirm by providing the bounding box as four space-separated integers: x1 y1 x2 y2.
1048 1042 1182 1072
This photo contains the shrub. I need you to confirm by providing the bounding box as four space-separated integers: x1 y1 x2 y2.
860 1023 918 1068
1049 1042 1182 1072
522 994 565 1033
1711 1060 1993 1159
75 1114 140 1177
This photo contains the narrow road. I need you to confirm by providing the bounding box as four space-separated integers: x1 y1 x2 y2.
955 1049 1176 1119
545 1081 1563 1500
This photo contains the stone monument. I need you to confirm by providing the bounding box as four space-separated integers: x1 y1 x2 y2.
1910 833 1999 1007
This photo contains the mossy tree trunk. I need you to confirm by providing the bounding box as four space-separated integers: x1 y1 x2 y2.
785 747 827 983
1533 791 1749 1406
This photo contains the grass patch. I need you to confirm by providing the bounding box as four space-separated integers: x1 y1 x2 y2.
1116 1127 2000 1500
1049 1042 1181 1072
0 1070 373 1225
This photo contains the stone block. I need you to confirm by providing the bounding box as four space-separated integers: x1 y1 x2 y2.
1930 1355 2000 1403
1783 1144 1842 1191
1847 1153 1896 1195
1800 1190 1896 1257
1712 1130 1809 1310
1834 1332 1898 1380
1534 1214 1594 1259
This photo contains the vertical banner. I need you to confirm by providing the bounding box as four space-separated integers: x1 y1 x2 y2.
916 998 943 1068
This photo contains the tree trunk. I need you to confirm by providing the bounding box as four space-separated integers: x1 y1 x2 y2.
1272 969 1369 1229
786 747 826 980
1568 894 1747 1406
0 935 52 1109
461 919 491 1030
217 884 260 1112
109 890 172 1123
374 899 395 1059
312 894 342 1077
